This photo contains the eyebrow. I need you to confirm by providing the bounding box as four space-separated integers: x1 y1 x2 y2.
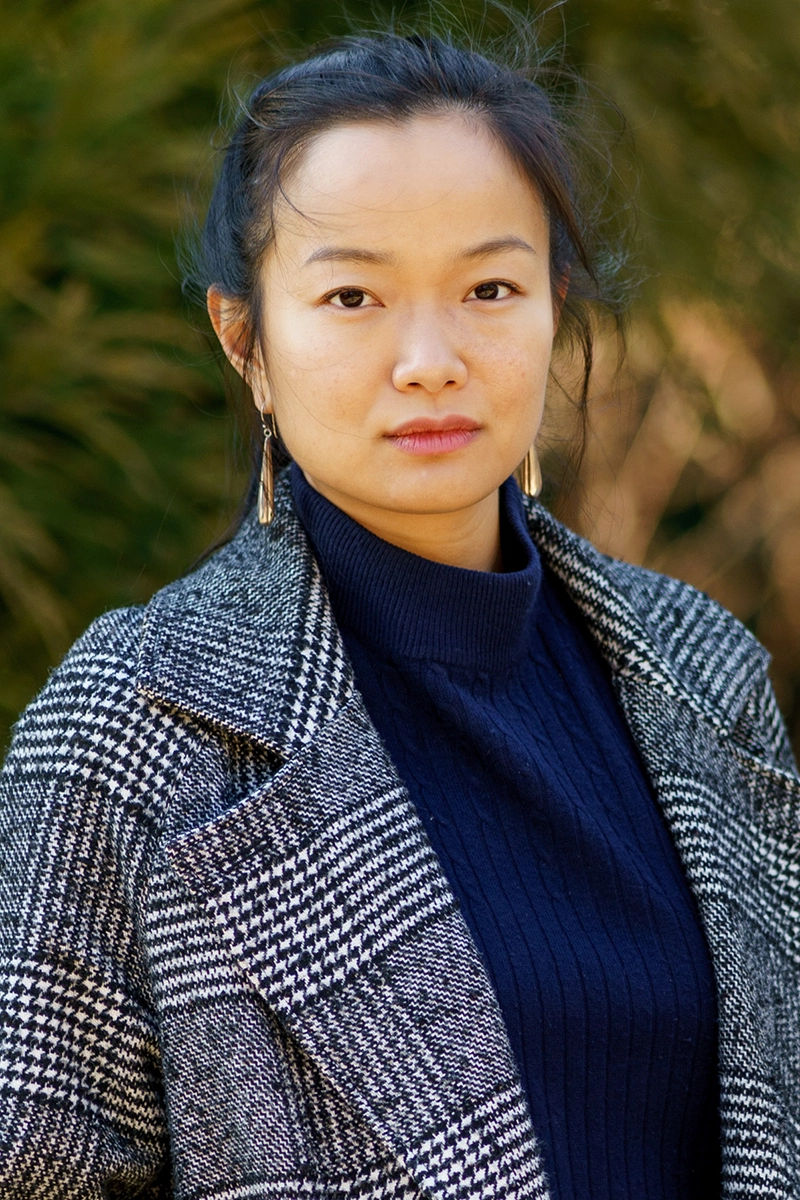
304 246 395 267
456 235 537 261
302 235 536 269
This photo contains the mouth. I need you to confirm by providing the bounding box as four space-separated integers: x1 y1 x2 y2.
385 414 482 457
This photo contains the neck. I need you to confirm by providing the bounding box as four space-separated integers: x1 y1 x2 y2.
300 474 503 573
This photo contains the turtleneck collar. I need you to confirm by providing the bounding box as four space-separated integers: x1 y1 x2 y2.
290 464 542 671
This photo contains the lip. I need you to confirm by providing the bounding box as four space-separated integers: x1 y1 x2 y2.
385 414 481 456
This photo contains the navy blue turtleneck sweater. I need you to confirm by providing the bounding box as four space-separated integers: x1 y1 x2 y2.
291 465 719 1200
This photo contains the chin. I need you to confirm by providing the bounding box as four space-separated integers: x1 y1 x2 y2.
373 478 500 515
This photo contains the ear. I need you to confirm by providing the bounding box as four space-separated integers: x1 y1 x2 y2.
207 285 271 413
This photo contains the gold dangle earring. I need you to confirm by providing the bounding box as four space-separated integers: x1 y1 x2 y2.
258 411 276 525
515 445 542 498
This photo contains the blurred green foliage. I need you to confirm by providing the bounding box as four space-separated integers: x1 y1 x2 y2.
1 0 799 752
569 0 800 341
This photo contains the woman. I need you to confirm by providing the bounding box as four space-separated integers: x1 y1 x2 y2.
1 30 798 1200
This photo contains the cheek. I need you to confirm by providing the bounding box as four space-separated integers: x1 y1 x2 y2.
269 314 383 411
277 359 374 441
267 331 384 464
477 319 553 406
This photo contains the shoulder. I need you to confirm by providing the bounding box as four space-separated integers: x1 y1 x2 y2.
3 605 201 810
607 558 795 766
601 555 764 678
10 604 145 743
597 556 772 735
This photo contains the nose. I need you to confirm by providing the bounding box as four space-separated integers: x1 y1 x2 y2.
391 312 468 394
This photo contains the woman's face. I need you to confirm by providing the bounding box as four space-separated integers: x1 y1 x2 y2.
217 113 558 559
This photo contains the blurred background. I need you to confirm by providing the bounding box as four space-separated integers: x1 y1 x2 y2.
1 0 799 755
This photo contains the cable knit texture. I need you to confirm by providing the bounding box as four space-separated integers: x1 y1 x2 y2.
293 466 719 1200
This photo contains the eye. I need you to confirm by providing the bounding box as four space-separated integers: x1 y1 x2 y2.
326 288 378 309
468 281 518 301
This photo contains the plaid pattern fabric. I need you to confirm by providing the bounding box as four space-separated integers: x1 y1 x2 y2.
1 473 798 1199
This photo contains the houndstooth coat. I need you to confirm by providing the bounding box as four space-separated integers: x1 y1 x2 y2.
2 473 800 1200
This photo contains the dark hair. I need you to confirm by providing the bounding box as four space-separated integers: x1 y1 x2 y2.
186 27 629 506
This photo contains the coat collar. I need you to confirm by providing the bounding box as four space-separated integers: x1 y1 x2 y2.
137 471 768 751
523 496 770 731
137 472 354 757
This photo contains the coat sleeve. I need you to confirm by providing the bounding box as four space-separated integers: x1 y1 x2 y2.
0 614 171 1198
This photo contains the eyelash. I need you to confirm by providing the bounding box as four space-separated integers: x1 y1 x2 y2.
322 280 521 308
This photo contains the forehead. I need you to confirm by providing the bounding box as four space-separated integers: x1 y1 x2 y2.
272 113 549 256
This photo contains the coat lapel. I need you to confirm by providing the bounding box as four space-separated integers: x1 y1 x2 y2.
166 695 549 1199
137 474 550 1200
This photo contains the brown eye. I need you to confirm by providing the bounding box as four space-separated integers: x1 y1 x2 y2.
335 288 367 307
474 281 501 300
470 280 518 301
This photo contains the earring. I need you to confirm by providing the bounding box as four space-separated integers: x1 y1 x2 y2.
258 411 276 525
515 445 542 498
